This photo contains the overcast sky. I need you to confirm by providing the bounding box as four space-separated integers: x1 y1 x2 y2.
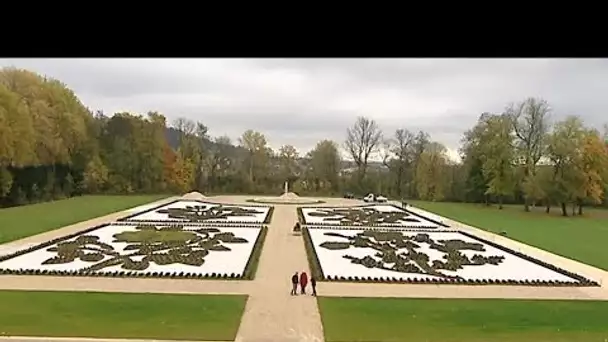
1 58 607 160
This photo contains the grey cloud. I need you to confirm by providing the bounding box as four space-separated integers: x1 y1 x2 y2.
1 58 607 155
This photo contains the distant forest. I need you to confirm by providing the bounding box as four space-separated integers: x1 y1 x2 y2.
1 67 607 216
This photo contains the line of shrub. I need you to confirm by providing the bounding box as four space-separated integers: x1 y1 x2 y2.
263 206 274 224
246 199 326 205
118 219 270 225
322 275 595 287
242 225 268 280
112 222 262 228
303 222 440 229
0 268 247 280
304 226 454 233
302 227 325 281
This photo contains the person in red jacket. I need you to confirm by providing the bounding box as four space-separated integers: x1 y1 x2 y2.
299 271 308 294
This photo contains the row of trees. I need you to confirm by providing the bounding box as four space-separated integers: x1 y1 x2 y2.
1 67 607 216
360 99 608 216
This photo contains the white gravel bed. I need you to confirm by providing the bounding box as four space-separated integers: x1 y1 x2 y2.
301 204 441 228
124 200 271 223
0 224 261 277
308 228 579 283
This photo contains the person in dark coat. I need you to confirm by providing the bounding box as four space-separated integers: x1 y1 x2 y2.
290 272 299 295
311 276 317 296
300 271 308 294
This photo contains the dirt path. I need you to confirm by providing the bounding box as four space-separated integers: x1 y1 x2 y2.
234 204 324 342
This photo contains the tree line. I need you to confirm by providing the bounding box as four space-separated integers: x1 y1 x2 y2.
1 67 607 216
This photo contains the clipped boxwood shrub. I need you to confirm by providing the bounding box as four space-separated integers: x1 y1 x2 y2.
242 225 268 280
301 227 325 281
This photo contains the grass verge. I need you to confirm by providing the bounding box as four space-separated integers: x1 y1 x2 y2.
318 297 608 342
0 195 169 244
0 290 247 341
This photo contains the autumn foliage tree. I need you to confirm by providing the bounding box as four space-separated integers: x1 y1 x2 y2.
2 66 608 218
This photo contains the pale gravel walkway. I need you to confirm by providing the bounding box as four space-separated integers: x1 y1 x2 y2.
3 195 608 342
233 204 324 342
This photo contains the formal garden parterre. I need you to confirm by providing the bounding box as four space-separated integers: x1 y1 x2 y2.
0 222 267 280
0 199 274 280
120 199 274 224
300 204 600 287
298 204 448 229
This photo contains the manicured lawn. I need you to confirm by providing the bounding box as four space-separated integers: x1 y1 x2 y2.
0 195 169 244
318 297 608 342
0 291 247 341
409 200 608 271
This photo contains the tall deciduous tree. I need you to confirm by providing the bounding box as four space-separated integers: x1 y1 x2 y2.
546 116 586 216
345 116 382 184
507 97 551 211
239 129 269 186
278 144 299 186
415 142 448 201
381 128 415 197
479 114 516 209
575 128 608 214
308 140 341 193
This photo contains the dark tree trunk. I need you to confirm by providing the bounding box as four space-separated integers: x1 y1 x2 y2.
561 202 568 217
498 195 504 209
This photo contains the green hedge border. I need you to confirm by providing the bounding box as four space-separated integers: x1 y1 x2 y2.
301 227 599 287
263 206 274 224
0 223 268 281
246 199 325 205
242 225 268 279
302 227 325 281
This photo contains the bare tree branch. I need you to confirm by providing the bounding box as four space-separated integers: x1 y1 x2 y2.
344 116 382 178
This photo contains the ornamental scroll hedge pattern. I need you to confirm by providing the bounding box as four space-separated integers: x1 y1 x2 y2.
305 207 435 226
319 231 505 279
157 204 265 222
42 225 249 272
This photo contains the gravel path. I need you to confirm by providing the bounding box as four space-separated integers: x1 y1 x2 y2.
233 204 324 342
1 195 608 342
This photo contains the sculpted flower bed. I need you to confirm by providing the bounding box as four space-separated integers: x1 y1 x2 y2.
303 228 598 286
298 204 448 229
0 223 267 280
121 200 274 224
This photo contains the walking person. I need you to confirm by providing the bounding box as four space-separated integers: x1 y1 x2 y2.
311 276 317 296
300 271 308 295
290 272 299 295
